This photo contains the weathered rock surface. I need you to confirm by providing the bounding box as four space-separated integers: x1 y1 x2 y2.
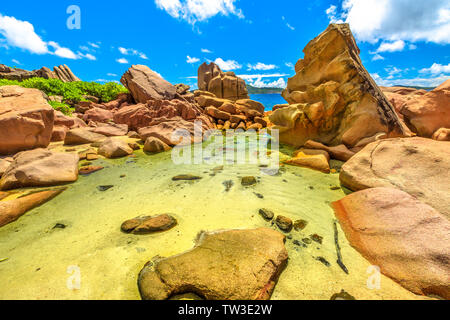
271 24 406 148
92 123 128 137
384 80 450 137
121 65 178 103
432 128 450 141
0 159 11 177
121 214 177 234
198 62 249 101
138 228 288 300
303 140 355 162
285 148 331 173
138 119 208 146
64 128 106 145
332 187 450 299
144 137 171 153
0 189 66 228
0 149 79 190
83 107 114 123
340 137 450 219
114 98 204 131
98 138 133 158
0 86 54 155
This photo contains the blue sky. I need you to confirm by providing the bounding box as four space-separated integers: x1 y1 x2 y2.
0 0 449 89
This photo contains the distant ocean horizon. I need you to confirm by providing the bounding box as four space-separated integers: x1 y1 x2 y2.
250 94 286 111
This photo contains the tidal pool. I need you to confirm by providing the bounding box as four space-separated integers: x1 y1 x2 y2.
0 138 424 300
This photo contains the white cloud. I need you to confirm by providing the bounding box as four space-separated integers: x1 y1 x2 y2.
247 76 287 88
326 5 345 23
330 0 450 44
372 53 385 61
376 40 405 53
247 62 277 71
0 14 48 54
0 14 94 60
48 41 78 60
77 52 97 61
238 73 289 80
89 42 100 49
420 62 450 74
11 59 21 65
107 73 118 77
187 55 200 63
118 47 148 59
285 62 295 70
116 58 129 64
214 58 242 71
154 0 244 25
201 48 212 53
372 72 449 87
282 16 295 30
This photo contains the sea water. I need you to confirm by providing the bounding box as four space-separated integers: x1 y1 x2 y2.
250 94 286 111
0 138 424 300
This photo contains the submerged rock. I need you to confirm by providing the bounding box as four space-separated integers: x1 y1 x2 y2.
333 187 450 299
330 290 356 300
172 175 202 181
222 180 234 192
241 176 257 186
293 220 308 231
121 214 177 234
0 189 65 228
0 149 79 191
79 166 104 175
276 216 293 232
138 228 288 300
259 208 275 221
97 185 114 192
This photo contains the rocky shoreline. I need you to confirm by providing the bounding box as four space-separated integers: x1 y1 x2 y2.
0 23 449 300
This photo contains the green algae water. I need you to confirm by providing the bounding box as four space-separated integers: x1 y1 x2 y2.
0 137 423 300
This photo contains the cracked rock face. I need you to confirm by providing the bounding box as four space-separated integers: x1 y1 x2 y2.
138 228 288 300
271 24 407 148
333 187 450 299
340 137 450 219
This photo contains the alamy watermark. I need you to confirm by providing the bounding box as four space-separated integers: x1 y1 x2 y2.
67 5 81 30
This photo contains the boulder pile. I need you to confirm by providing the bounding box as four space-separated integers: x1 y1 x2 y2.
198 62 249 101
0 64 80 82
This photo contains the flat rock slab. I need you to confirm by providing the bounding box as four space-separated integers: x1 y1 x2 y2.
0 149 79 191
333 187 450 299
121 214 177 234
340 137 450 219
172 175 202 181
138 228 288 300
0 188 65 228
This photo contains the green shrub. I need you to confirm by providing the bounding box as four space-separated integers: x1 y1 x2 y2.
0 78 128 104
48 101 73 116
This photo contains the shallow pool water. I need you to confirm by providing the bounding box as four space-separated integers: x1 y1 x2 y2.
0 138 423 300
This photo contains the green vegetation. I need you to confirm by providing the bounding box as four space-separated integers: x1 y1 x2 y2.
48 101 73 116
0 78 128 104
